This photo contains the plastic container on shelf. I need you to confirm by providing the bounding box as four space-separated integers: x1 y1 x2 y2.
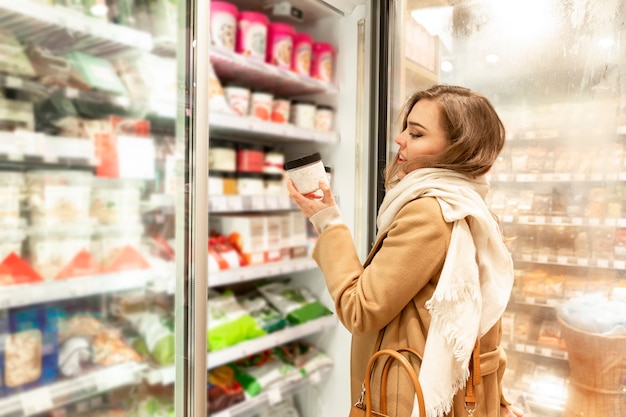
290 101 316 129
209 140 237 172
266 22 296 69
311 42 335 82
284 152 328 195
0 227 26 261
223 83 251 116
28 224 93 281
210 1 239 51
236 11 270 61
291 32 313 75
271 98 290 124
209 171 225 196
264 173 285 195
237 172 264 195
315 105 335 132
91 223 145 270
237 143 265 173
249 90 273 121
26 170 93 226
223 172 238 195
90 178 142 224
0 171 24 226
263 148 285 174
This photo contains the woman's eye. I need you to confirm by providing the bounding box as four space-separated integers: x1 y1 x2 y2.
409 132 422 139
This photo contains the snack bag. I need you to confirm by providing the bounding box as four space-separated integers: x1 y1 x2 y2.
207 291 266 351
257 281 333 325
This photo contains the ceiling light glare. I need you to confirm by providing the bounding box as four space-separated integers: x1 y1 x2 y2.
441 60 454 72
485 53 500 63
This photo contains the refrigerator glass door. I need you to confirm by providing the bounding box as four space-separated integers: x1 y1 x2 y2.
0 0 191 416
387 1 626 416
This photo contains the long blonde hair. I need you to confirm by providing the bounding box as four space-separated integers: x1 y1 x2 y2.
384 85 506 189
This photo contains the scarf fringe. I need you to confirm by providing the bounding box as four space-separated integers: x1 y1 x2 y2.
426 367 471 417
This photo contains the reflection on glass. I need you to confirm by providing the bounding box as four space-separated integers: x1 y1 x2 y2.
394 1 626 416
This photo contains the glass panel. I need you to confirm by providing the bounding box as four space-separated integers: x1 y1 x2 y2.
391 1 626 416
0 0 186 416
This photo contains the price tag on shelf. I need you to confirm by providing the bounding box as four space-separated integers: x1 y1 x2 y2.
597 259 609 268
267 387 283 405
614 260 626 269
265 195 279 210
541 348 552 356
21 387 54 415
251 196 265 210
589 218 600 226
537 255 548 263
556 256 568 265
577 258 589 267
572 217 583 225
227 197 243 212
210 196 227 212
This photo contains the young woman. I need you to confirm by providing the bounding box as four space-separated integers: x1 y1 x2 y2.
287 85 524 417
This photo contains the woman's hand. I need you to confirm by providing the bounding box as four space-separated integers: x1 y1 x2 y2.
287 179 336 218
500 404 524 417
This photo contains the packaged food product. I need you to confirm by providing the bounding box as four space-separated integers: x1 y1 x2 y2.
237 291 286 333
210 214 267 266
223 172 238 195
210 1 238 51
264 174 284 195
0 29 35 77
291 33 313 75
0 171 24 226
237 172 264 195
266 22 295 68
263 148 284 174
28 224 93 281
290 101 316 129
249 90 273 121
26 170 94 226
257 280 333 325
230 350 302 398
208 234 242 271
91 223 146 271
207 292 266 351
90 178 142 224
236 11 269 60
270 98 290 124
314 105 335 131
0 228 26 262
209 171 225 196
208 366 245 413
284 152 328 195
223 84 251 116
236 143 265 173
66 52 127 95
311 42 335 82
209 140 237 172
0 98 35 132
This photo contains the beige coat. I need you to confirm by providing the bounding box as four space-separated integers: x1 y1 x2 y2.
312 197 509 417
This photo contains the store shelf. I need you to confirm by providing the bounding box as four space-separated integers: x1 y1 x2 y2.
210 47 337 97
0 269 155 309
209 258 318 288
210 112 339 144
499 214 626 228
502 340 568 361
0 131 97 167
208 315 336 370
512 295 562 308
513 253 626 270
492 172 626 183
210 366 332 417
0 0 153 55
0 362 146 417
208 195 296 213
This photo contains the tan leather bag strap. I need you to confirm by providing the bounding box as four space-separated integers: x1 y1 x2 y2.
380 348 423 415
364 349 426 417
464 340 481 415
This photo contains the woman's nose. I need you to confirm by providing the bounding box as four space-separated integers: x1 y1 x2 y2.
394 134 404 147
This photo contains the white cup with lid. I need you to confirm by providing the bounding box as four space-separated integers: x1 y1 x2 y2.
284 152 328 195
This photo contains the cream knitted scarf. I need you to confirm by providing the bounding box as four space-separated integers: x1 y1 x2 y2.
376 168 514 417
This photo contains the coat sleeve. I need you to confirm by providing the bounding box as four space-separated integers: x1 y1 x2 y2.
312 197 452 335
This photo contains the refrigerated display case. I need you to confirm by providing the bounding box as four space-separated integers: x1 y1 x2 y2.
387 1 626 416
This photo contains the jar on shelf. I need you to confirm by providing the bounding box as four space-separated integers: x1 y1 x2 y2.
314 105 335 131
0 170 24 226
291 32 313 75
271 98 290 124
267 22 296 69
264 173 285 196
223 172 238 195
209 140 237 172
223 84 251 116
209 171 225 196
237 172 264 195
290 101 316 129
236 143 265 173
236 11 269 61
311 42 335 82
209 1 239 51
263 148 285 174
249 90 273 121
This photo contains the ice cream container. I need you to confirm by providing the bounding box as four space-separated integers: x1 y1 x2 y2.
284 152 328 195
90 178 142 224
291 33 313 75
267 22 295 69
315 105 335 131
237 143 265 173
223 83 251 116
209 140 237 172
91 223 144 270
271 98 290 124
26 170 93 226
0 171 24 226
236 11 269 61
311 42 335 82
290 101 316 129
249 90 273 121
210 1 239 51
237 172 264 195
263 148 285 174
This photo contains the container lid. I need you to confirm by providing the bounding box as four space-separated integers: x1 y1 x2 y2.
209 170 227 177
269 22 296 34
313 42 335 53
238 11 270 24
237 172 264 179
211 139 236 149
291 100 316 106
316 105 335 111
237 143 265 152
263 173 284 181
293 33 313 43
284 152 322 170
210 1 238 14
